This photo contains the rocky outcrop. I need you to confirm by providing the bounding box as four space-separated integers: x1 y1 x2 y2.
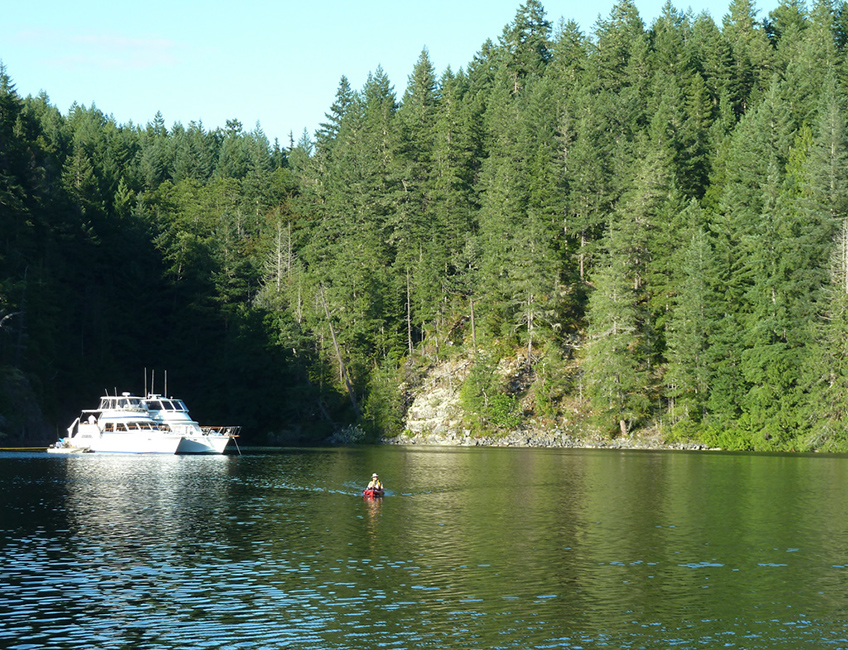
401 358 471 438
384 356 711 451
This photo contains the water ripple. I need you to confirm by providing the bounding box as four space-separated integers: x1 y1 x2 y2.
3 450 848 648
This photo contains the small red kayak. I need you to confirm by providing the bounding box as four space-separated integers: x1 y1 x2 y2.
363 488 384 498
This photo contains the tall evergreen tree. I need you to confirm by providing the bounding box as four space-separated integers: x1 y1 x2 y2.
316 76 355 154
782 0 842 126
391 49 442 341
665 222 718 425
582 247 650 436
499 0 553 94
706 77 795 429
722 0 775 114
801 72 848 444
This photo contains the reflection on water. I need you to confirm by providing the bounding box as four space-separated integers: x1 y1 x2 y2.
2 448 848 648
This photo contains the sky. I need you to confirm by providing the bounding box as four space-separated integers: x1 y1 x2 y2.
2 0 781 146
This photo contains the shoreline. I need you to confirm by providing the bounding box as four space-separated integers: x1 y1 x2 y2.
380 428 714 451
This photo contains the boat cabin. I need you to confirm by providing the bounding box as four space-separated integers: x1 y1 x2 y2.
144 396 189 413
97 393 146 412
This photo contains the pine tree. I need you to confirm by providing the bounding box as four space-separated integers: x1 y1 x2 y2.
139 111 171 187
801 73 848 445
690 11 735 110
499 0 552 94
782 0 841 127
582 247 650 436
563 89 615 282
809 218 848 447
722 0 776 114
665 224 717 424
547 18 589 91
315 76 355 154
172 121 214 183
431 67 478 265
706 77 795 431
391 49 441 340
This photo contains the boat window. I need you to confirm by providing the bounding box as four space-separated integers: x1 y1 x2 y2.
147 400 163 411
163 401 177 411
117 423 127 431
175 401 188 412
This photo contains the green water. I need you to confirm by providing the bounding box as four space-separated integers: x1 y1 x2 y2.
1 446 847 648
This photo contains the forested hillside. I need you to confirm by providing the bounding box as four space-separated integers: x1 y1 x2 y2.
3 0 848 450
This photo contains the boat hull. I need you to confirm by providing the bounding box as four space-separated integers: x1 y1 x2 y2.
363 488 384 498
175 434 231 454
76 433 183 454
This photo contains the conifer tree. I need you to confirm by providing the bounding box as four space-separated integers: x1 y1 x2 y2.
582 244 650 436
499 0 552 94
722 0 775 113
706 77 795 430
563 90 615 282
431 67 478 263
665 223 717 425
316 76 355 154
690 11 735 108
139 111 171 187
782 0 842 127
801 73 848 443
391 49 441 341
808 218 848 447
172 121 214 183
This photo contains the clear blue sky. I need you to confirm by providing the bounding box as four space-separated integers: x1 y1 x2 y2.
2 0 780 146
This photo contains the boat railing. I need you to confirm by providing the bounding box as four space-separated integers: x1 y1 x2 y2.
200 425 241 437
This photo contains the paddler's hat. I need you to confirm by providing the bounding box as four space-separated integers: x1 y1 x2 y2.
372 473 378 477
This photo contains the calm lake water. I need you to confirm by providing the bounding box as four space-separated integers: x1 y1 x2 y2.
2 446 848 649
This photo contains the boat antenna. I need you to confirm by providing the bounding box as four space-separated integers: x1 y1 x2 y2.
151 369 156 396
164 370 168 397
144 368 148 396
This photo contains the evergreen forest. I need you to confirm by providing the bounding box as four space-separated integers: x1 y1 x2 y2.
4 0 848 451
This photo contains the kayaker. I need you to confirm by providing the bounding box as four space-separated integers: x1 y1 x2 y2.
367 473 383 491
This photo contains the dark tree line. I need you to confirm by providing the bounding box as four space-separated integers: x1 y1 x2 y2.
4 0 848 450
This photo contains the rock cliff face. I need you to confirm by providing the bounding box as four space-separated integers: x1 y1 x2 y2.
384 357 710 451
401 358 471 439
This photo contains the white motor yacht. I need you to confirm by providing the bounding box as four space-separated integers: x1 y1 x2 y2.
143 394 239 454
48 393 184 454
